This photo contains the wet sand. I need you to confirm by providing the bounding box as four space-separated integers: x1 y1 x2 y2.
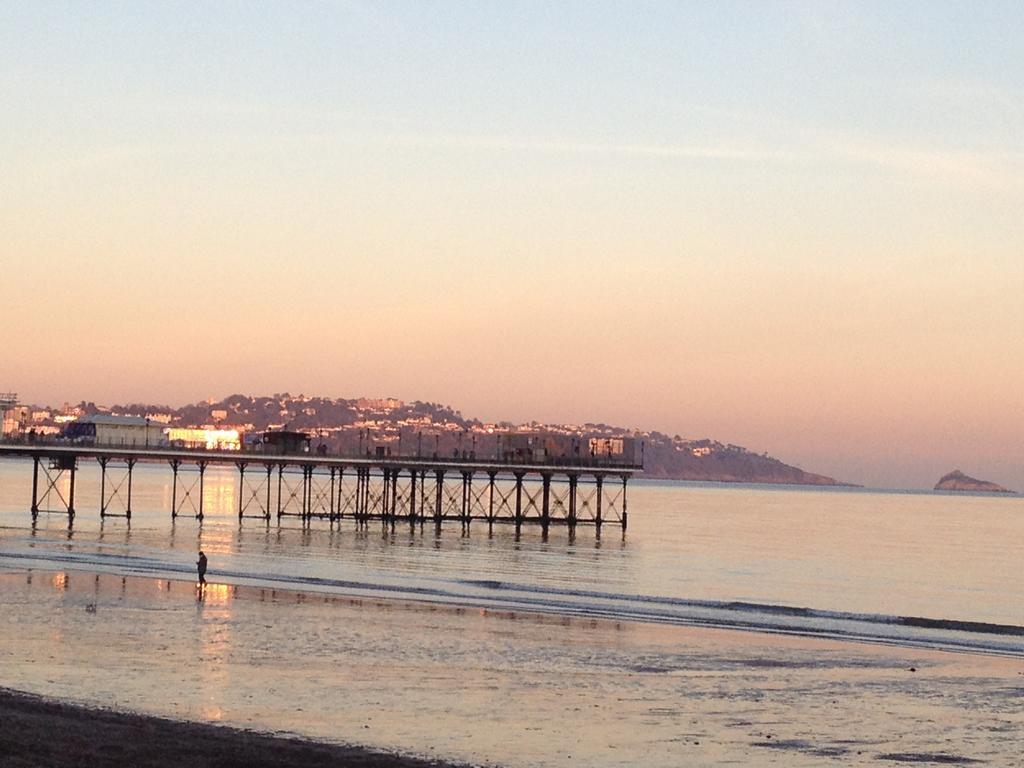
1 568 1023 767
0 687 465 768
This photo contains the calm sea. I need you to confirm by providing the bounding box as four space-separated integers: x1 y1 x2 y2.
1 459 1022 655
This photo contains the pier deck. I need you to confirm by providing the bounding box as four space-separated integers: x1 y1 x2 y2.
0 443 639 533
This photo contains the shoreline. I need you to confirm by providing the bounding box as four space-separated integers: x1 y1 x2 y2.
0 687 470 768
4 558 1023 660
2 567 1021 767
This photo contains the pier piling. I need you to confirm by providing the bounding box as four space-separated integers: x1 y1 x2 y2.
4 444 638 533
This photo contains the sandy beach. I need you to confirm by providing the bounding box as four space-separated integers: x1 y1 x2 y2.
1 567 1023 767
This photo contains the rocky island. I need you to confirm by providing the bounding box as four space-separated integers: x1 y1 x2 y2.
934 470 1015 494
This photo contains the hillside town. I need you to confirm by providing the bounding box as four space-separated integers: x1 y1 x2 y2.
0 392 842 485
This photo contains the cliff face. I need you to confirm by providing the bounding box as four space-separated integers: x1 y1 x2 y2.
934 470 1014 494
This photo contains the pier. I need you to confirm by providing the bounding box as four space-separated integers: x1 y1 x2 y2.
0 443 640 534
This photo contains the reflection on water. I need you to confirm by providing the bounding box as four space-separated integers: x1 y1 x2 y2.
195 524 236 559
1 570 1021 768
205 477 236 522
3 462 1024 634
197 582 232 606
196 582 233 722
98 519 132 545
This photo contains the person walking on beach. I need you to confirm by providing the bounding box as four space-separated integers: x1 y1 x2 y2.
196 550 207 586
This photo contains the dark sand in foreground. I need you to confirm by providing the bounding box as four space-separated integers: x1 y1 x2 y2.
0 688 467 768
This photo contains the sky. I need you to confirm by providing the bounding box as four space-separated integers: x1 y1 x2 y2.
1 1 1022 490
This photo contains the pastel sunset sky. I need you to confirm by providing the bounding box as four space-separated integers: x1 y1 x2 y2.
2 2 1021 489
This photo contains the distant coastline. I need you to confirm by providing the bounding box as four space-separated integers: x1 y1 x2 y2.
637 441 851 487
638 476 862 489
7 391 850 487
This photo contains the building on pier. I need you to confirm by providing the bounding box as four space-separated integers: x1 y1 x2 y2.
501 433 640 465
261 429 311 455
63 415 168 448
166 427 241 451
587 436 640 463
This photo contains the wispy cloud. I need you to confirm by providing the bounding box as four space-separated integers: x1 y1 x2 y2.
826 138 1024 190
61 109 1024 195
361 130 1024 190
374 133 795 163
